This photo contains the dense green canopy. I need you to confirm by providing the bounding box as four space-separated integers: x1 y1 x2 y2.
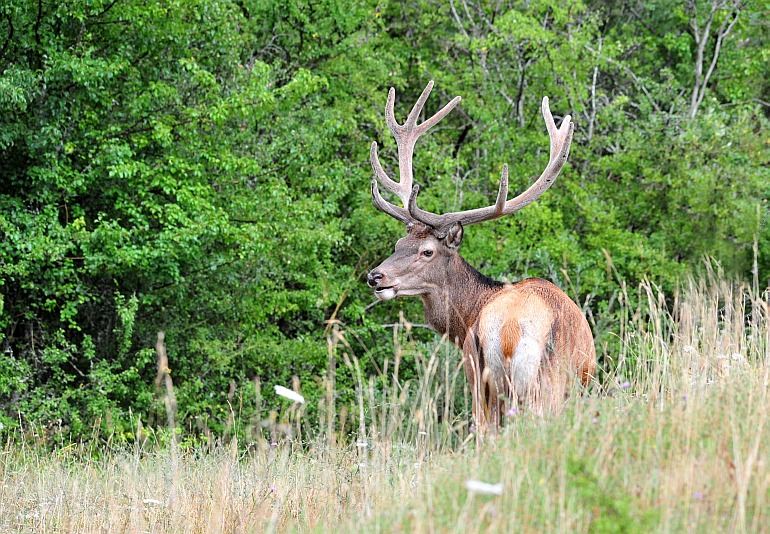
1 0 768 441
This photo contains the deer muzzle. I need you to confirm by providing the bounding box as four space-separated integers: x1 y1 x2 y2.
367 270 398 300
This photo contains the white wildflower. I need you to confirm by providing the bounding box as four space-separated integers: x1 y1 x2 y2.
142 499 162 505
274 385 305 404
683 345 697 354
464 480 504 496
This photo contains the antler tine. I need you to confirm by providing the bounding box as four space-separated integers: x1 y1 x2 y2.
401 82 432 129
494 164 509 213
370 81 462 217
408 96 574 235
541 97 561 162
370 141 399 194
371 179 412 224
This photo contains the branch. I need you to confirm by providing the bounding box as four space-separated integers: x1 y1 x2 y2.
584 44 662 114
452 124 471 158
588 37 602 142
689 0 744 118
721 98 770 108
448 0 471 40
693 7 741 117
87 0 122 19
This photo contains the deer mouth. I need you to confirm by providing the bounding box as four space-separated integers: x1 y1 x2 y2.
374 284 398 300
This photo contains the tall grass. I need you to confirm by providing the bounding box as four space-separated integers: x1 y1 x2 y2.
1 269 768 532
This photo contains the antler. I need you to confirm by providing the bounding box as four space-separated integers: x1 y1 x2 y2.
370 84 574 237
370 81 462 223
408 97 574 236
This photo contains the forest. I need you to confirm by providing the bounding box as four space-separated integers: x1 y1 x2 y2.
1 0 768 442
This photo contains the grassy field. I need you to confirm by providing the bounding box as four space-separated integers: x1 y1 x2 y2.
2 270 769 533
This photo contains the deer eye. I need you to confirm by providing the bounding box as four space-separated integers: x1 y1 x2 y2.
421 249 434 258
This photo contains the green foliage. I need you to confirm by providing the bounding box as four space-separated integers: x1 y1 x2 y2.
0 0 768 442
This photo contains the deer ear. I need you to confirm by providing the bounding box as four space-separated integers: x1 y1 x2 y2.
444 222 463 249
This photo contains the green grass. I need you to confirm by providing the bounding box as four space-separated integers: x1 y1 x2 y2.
2 270 769 532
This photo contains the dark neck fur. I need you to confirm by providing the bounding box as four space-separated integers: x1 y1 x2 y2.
420 254 504 347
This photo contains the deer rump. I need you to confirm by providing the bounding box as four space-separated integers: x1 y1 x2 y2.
464 278 595 426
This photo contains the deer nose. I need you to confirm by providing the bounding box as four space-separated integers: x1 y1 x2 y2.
367 271 384 287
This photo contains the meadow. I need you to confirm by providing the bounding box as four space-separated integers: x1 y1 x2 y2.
2 267 768 533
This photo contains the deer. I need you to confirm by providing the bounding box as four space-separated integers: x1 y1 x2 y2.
366 81 596 433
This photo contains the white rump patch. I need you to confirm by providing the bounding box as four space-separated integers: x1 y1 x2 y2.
481 314 546 400
480 314 506 392
511 322 544 396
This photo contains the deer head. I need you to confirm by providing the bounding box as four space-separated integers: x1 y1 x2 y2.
367 221 464 301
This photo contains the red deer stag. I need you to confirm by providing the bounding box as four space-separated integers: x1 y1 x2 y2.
366 82 595 431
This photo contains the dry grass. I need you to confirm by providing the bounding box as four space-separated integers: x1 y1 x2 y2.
2 269 769 533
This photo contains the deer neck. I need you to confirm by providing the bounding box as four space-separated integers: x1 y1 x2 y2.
420 254 504 348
